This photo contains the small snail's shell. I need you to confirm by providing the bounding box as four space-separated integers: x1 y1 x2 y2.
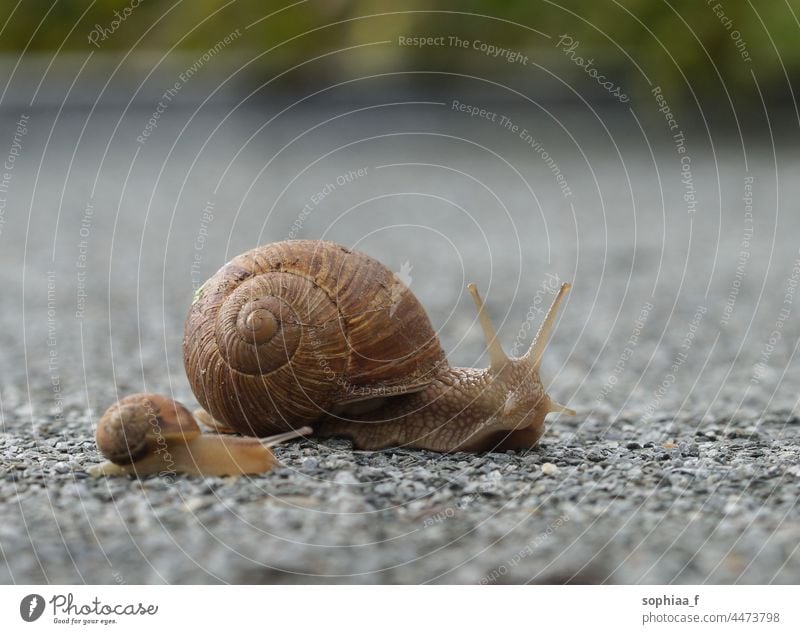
96 393 198 464
183 240 446 436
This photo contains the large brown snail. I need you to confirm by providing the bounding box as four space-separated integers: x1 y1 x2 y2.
184 239 574 452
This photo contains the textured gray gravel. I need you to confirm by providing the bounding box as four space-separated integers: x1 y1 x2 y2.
1 99 799 584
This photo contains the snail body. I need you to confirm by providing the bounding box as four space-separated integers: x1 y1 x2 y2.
90 393 310 477
184 239 574 453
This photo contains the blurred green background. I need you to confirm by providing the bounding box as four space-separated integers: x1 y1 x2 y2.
2 0 797 105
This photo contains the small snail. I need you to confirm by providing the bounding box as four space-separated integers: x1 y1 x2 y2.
89 393 310 476
184 239 574 453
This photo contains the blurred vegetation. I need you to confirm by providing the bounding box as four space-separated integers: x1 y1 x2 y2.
1 0 797 103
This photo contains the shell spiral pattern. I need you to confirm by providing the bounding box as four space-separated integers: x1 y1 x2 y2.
183 240 447 436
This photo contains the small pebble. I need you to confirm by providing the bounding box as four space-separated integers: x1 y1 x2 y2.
300 457 318 472
333 470 359 485
541 463 559 476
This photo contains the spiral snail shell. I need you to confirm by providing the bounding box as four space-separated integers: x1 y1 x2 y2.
89 392 312 477
183 239 574 453
184 240 447 437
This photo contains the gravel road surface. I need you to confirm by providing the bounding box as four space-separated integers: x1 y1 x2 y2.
1 101 799 583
